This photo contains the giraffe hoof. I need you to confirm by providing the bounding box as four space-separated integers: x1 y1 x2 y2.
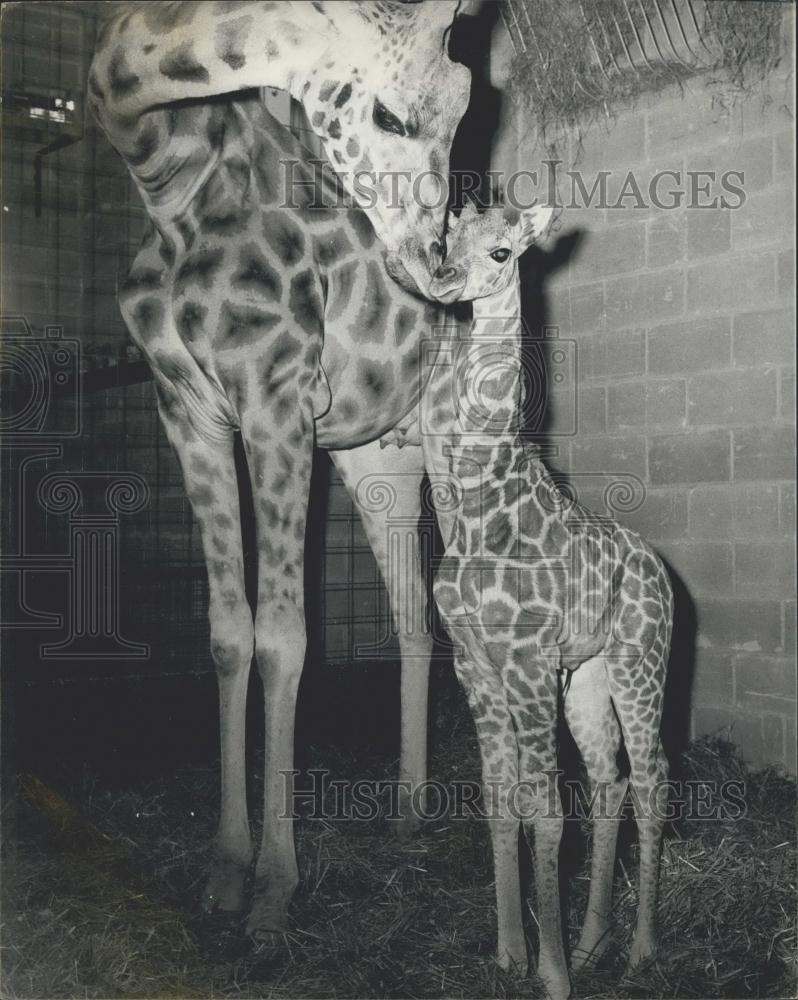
570 946 604 973
245 887 291 947
496 949 529 979
248 925 288 959
571 928 612 972
535 966 571 1000
202 859 248 913
623 942 657 979
390 813 423 841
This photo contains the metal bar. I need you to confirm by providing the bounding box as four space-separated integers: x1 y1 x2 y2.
500 0 526 55
685 0 715 58
610 9 636 72
514 1 550 103
664 0 702 64
639 0 669 66
623 0 655 72
580 0 613 82
596 6 624 75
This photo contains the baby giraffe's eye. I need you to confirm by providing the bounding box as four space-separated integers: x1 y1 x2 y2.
490 248 511 263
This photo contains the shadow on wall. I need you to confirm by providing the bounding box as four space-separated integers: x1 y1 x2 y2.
448 1 503 208
659 563 697 770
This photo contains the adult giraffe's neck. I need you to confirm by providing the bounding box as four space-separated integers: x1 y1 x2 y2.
89 2 333 124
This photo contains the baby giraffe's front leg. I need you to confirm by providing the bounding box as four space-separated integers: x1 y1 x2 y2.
452 649 527 974
509 664 571 1000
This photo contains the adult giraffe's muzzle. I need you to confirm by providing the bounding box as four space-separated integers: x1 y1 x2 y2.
384 227 447 300
429 263 466 304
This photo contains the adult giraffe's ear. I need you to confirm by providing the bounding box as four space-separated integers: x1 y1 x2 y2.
437 0 468 61
410 1 464 39
449 198 479 238
513 204 556 249
428 0 468 24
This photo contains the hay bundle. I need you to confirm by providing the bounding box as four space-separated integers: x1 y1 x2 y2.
501 0 784 136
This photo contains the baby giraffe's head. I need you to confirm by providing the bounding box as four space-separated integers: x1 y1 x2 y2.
430 200 555 304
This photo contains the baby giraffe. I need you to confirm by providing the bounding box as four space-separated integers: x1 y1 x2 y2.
421 201 673 1000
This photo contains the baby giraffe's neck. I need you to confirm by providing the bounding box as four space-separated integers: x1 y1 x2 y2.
421 268 526 483
460 270 524 446
472 274 522 326
420 258 554 552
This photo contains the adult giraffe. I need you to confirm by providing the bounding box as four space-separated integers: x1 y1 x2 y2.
88 0 471 940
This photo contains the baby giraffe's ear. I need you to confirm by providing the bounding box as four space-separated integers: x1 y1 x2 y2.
513 204 555 249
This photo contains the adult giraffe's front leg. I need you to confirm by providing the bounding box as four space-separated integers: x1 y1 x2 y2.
156 403 254 914
330 439 433 835
239 400 316 940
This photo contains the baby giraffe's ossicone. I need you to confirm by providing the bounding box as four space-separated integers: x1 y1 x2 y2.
422 200 672 1000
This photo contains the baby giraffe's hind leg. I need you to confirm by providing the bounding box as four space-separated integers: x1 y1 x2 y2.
457 657 527 976
443 614 527 975
608 646 669 973
563 656 628 971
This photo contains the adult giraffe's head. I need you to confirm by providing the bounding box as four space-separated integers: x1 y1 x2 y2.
297 1 472 298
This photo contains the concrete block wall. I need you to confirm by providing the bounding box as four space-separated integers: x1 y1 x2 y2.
512 16 795 771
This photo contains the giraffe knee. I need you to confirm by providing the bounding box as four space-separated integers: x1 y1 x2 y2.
254 602 306 683
210 603 254 677
523 811 564 849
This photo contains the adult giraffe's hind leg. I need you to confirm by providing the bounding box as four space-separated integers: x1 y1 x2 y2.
330 439 433 836
157 404 254 914
239 401 316 941
563 655 628 971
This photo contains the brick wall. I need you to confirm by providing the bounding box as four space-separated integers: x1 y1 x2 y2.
512 13 795 771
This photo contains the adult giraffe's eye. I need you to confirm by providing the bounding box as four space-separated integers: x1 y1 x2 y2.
490 248 511 263
373 99 406 136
